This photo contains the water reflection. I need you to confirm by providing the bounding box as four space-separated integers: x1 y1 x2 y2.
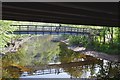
2 35 120 79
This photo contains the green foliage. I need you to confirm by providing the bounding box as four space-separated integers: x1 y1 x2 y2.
0 20 11 48
59 42 84 63
0 20 17 49
63 27 120 55
69 36 81 46
69 35 88 47
61 34 70 39
2 35 60 78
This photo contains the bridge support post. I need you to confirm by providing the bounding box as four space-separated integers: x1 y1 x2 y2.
27 25 29 34
42 26 44 35
35 26 37 35
50 26 52 35
77 28 79 35
19 25 21 35
70 27 72 35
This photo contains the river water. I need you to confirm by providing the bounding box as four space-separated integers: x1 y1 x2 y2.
2 35 120 79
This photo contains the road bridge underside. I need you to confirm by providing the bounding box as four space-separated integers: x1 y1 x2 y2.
2 2 119 27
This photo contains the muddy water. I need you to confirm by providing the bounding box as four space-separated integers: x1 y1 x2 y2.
2 36 120 79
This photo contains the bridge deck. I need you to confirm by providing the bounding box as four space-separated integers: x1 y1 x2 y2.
11 25 102 35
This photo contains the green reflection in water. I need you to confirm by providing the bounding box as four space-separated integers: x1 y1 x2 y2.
2 35 59 78
58 42 99 78
58 42 120 79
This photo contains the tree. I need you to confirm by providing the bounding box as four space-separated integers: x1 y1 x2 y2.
0 20 16 50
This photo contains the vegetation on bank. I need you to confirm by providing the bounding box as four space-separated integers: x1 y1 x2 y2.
62 27 120 55
0 20 16 49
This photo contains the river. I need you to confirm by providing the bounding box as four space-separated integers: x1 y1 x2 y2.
2 35 120 80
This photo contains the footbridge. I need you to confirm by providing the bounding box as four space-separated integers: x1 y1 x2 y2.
11 25 102 36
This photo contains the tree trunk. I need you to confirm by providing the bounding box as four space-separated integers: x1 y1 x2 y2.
103 27 106 44
110 27 113 45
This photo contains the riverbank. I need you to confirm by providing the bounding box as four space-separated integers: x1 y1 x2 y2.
1 35 120 62
61 39 120 63
1 36 33 54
